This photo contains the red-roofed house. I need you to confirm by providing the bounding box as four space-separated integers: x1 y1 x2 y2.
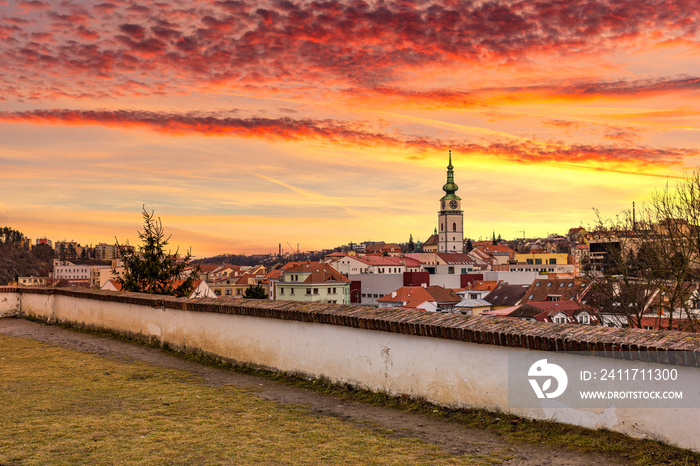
330 255 423 276
276 262 351 304
377 285 460 312
507 301 597 325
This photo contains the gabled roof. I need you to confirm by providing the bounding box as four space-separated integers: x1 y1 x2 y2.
198 264 224 274
378 287 435 308
234 273 256 285
425 285 461 303
377 285 460 309
282 262 350 283
520 278 590 304
267 261 305 280
472 240 496 247
455 298 491 308
436 253 477 265
474 244 516 258
423 234 438 246
349 255 422 267
508 301 597 323
461 280 500 292
484 284 529 307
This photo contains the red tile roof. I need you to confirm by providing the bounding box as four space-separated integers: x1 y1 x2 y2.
283 262 350 283
460 280 500 292
423 234 438 246
351 255 422 267
377 286 460 309
436 253 477 265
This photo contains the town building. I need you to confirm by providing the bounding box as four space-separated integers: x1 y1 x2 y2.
17 277 50 286
377 285 461 312
330 255 422 276
53 260 90 280
276 262 350 304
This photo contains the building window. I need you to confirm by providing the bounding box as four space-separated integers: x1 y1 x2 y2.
549 258 557 264
578 314 590 324
535 258 542 265
528 294 534 300
306 288 311 295
313 288 319 295
225 289 232 296
453 223 456 232
236 289 242 295
461 268 466 274
554 316 566 323
448 267 454 274
526 259 533 265
279 287 284 295
290 288 294 295
214 290 221 296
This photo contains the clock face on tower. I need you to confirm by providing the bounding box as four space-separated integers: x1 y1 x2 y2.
449 199 458 210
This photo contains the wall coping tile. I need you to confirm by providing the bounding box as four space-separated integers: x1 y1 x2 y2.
2 286 700 365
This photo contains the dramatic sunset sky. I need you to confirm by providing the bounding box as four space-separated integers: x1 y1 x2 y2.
1 0 698 256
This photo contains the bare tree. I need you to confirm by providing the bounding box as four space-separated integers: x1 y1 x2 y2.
585 171 700 331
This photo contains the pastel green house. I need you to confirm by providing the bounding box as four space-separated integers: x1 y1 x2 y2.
276 262 350 304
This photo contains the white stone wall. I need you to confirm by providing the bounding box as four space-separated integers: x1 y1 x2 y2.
1 288 699 454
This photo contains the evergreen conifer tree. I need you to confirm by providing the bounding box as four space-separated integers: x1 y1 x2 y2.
114 207 200 297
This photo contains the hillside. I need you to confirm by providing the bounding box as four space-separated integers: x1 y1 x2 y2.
0 227 52 285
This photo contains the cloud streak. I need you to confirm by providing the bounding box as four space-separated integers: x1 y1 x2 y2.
1 108 694 169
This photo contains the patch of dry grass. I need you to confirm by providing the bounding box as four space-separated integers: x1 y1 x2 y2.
0 335 489 465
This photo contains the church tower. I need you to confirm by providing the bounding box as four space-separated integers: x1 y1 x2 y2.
438 151 464 253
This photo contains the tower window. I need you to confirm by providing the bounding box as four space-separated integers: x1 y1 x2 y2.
453 222 456 232
440 223 443 231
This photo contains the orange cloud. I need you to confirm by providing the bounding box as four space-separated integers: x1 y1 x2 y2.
0 108 694 170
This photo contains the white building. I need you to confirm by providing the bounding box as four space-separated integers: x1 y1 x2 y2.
53 260 90 280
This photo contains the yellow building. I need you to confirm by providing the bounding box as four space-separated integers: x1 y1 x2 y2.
514 253 569 266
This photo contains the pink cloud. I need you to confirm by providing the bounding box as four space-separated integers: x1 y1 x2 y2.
1 0 697 99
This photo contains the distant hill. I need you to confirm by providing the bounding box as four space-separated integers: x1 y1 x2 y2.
0 227 52 285
196 254 260 266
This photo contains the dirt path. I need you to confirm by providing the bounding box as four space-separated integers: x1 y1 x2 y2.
0 318 629 465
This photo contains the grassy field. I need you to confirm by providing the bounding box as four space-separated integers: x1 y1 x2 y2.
0 334 500 465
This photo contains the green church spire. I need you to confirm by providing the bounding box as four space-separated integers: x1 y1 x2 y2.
440 150 461 201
